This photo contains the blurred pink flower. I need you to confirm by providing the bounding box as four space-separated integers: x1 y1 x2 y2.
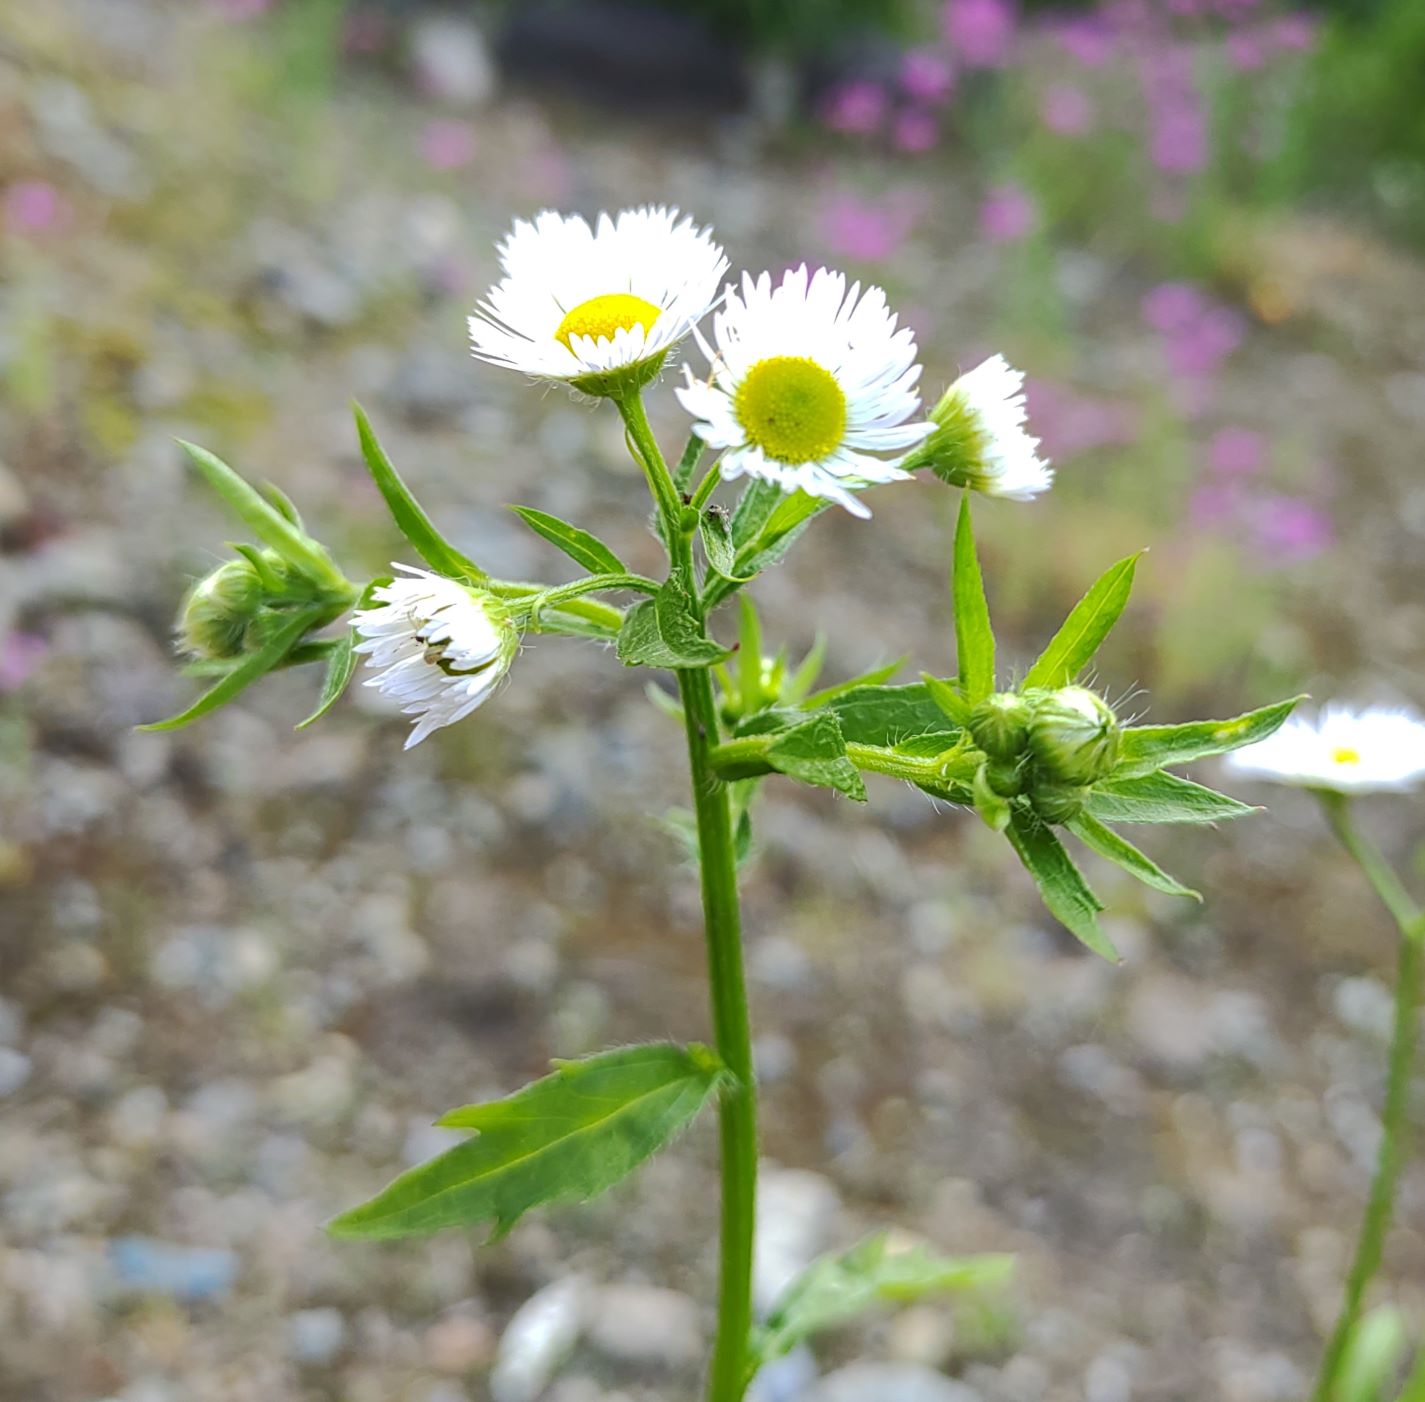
1040 85 1093 136
1225 31 1266 71
899 49 956 104
342 6 390 54
1141 281 1205 333
979 184 1036 243
4 180 71 236
892 109 941 154
818 191 922 263
1026 381 1138 460
1189 481 1246 528
210 0 274 18
821 80 888 136
0 633 47 692
1207 427 1268 477
1252 495 1334 561
1150 105 1208 174
1269 13 1317 52
1052 16 1115 67
942 0 1017 69
418 119 477 171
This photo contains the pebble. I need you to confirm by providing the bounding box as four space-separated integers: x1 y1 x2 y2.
584 1283 703 1370
289 1307 348 1365
0 1047 34 1098
806 1362 983 1402
490 1276 589 1402
107 1237 238 1302
753 1168 841 1310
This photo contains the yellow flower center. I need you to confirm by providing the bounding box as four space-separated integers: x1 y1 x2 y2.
1332 746 1361 766
734 356 848 465
555 293 662 351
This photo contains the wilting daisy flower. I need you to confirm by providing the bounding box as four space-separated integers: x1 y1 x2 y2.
676 265 928 519
908 355 1052 500
468 206 727 398
353 567 517 749
1228 705 1425 795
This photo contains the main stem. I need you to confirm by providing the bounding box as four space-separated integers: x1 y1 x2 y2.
1309 799 1424 1402
616 389 757 1402
680 665 758 1402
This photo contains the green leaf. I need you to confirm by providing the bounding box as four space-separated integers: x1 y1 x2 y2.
177 441 332 580
800 658 906 709
617 573 729 669
140 605 326 732
1113 696 1305 779
765 712 867 801
972 763 1012 832
707 489 827 606
1068 812 1200 901
1338 1307 1411 1402
782 633 827 704
699 509 751 581
328 1044 729 1241
952 497 995 703
753 1233 1014 1369
824 683 961 747
353 403 485 583
295 577 386 730
1085 771 1257 825
921 672 972 726
261 480 305 530
892 729 967 759
738 597 764 710
673 433 705 493
509 506 628 577
1023 552 1142 690
1005 809 1117 961
730 479 785 548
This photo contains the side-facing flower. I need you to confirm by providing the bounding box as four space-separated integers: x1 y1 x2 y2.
907 354 1052 500
353 566 517 749
468 206 727 398
676 264 929 519
1228 704 1425 794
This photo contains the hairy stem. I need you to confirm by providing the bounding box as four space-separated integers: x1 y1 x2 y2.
1309 796 1424 1402
710 732 978 792
679 665 758 1402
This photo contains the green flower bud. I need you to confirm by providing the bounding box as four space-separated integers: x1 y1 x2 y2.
1029 779 1089 825
1027 686 1121 786
985 757 1026 797
969 692 1033 763
178 558 264 660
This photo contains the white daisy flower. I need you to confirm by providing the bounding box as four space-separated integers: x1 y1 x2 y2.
909 354 1052 500
675 264 930 519
468 206 728 397
353 566 517 749
1227 704 1425 795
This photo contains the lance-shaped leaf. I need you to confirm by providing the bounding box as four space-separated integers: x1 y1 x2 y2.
952 497 995 704
353 403 485 583
1068 812 1200 900
1113 696 1304 780
765 712 866 801
1023 552 1142 690
296 577 388 730
706 489 827 606
328 1044 729 1241
1005 809 1117 960
1085 771 1257 825
699 509 752 581
618 572 729 668
825 683 961 747
141 605 328 732
730 479 785 548
509 506 628 577
921 672 972 727
673 432 705 492
753 1234 1014 1369
178 441 335 582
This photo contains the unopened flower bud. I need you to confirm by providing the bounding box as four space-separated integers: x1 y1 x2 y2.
1028 686 1121 786
970 692 1033 762
1029 779 1089 825
178 558 263 660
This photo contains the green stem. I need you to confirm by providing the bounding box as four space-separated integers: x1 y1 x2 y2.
485 579 626 636
678 663 758 1402
617 392 685 535
710 733 978 792
687 461 723 516
1309 797 1424 1402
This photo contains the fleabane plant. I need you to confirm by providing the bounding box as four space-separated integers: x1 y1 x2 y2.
146 205 1302 1402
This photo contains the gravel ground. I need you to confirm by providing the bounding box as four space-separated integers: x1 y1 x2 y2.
2 3 1424 1400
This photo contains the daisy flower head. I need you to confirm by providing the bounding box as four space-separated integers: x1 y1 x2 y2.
675 265 930 519
468 206 728 398
1227 704 1425 795
353 566 517 749
910 354 1052 500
